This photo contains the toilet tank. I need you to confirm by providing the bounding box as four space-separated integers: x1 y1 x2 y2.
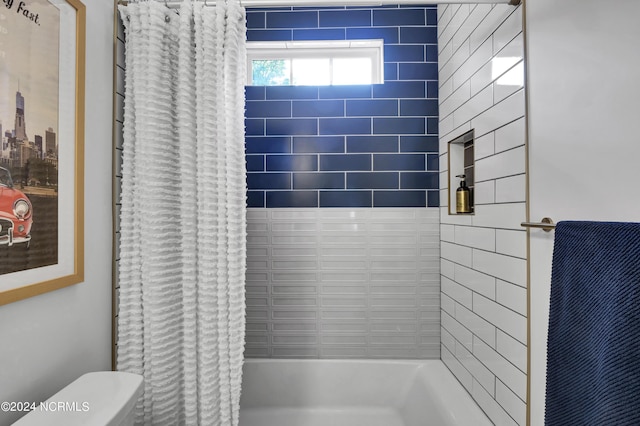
13 371 143 426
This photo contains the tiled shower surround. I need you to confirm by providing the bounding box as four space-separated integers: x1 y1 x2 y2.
245 5 440 208
245 208 440 358
438 4 527 426
244 5 442 360
112 5 443 361
114 3 527 422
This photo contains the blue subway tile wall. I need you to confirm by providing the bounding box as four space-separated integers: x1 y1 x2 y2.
293 136 345 153
246 5 438 208
319 191 372 207
293 28 346 40
246 155 265 171
321 154 371 171
374 190 426 207
267 191 318 207
246 136 291 153
293 173 344 189
347 136 398 153
374 154 425 171
267 154 318 171
247 191 265 208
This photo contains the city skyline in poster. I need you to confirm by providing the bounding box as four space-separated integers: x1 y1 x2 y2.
1 0 59 143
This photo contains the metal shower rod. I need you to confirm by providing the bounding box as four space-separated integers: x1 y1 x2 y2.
118 0 520 9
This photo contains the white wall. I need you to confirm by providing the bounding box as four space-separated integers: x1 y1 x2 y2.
438 4 526 425
0 0 114 424
526 1 640 424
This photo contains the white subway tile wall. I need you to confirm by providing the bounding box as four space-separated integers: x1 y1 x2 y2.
438 4 526 426
245 208 440 359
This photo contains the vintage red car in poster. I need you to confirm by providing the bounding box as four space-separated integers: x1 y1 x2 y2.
0 167 33 248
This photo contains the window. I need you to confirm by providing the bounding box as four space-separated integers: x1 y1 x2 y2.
246 39 384 86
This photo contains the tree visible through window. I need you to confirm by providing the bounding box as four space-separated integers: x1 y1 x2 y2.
252 59 290 86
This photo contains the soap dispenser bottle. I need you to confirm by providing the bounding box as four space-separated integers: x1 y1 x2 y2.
456 174 471 214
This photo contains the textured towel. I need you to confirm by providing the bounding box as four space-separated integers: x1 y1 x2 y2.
545 221 640 426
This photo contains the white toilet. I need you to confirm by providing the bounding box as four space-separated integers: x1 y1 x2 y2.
13 371 143 426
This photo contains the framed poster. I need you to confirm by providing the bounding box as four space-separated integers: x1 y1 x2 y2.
0 0 84 305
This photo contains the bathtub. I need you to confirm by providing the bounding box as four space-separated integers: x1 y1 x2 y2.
239 359 492 426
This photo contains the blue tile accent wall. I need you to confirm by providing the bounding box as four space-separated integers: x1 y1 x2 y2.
246 5 439 208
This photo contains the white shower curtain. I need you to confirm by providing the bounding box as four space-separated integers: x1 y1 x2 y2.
117 1 246 425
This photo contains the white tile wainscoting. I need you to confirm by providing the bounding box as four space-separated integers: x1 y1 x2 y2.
245 208 441 359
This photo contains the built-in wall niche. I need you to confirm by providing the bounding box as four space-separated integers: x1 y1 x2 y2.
447 129 474 215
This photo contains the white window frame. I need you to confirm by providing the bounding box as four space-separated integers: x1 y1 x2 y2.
246 39 385 86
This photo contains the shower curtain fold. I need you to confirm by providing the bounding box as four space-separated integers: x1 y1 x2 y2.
116 1 247 425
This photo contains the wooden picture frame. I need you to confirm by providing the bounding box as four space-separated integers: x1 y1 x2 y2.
0 0 85 306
